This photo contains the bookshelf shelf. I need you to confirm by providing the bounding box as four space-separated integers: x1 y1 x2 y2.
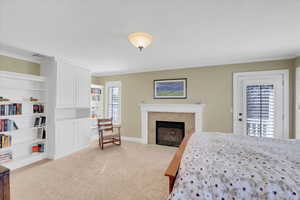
2 153 47 170
0 125 47 135
32 139 47 143
0 113 46 119
0 71 48 170
0 101 45 105
90 84 103 140
0 147 12 153
0 86 47 91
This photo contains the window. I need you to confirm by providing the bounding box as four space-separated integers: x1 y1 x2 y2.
105 81 121 124
246 85 275 137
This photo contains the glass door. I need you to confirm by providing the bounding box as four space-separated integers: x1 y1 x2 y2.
234 72 286 139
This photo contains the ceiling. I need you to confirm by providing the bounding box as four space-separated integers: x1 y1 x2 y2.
1 0 300 76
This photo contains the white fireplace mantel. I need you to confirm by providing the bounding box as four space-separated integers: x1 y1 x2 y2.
140 104 205 144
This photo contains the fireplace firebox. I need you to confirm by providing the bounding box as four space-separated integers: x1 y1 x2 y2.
156 121 185 147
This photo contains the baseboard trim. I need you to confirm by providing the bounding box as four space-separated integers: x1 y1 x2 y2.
121 136 143 143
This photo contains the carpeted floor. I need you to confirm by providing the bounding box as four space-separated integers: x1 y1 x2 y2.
10 141 177 200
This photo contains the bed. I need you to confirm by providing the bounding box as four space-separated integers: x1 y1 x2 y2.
165 132 300 200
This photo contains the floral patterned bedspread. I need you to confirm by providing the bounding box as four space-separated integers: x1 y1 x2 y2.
168 132 300 200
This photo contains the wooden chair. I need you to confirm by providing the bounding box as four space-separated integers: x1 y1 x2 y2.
98 118 121 150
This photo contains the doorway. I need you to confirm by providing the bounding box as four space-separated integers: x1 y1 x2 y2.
233 70 289 139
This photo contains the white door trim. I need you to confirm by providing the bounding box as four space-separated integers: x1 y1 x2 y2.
233 69 289 139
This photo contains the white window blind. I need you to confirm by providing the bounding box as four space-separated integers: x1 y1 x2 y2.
108 87 120 124
246 85 275 138
105 81 122 124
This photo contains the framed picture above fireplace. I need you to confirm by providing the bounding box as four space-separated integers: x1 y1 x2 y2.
153 78 187 99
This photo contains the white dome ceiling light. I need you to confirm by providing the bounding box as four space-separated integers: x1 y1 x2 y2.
128 32 153 51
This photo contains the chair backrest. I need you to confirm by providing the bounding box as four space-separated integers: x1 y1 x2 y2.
98 118 113 132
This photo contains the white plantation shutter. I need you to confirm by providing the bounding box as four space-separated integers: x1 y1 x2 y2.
246 85 275 138
108 87 120 124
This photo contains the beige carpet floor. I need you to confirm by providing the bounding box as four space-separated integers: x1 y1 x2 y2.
10 141 177 200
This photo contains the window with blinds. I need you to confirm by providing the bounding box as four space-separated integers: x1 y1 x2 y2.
108 87 120 124
246 85 275 138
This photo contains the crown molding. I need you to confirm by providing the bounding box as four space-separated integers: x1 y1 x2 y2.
0 49 41 64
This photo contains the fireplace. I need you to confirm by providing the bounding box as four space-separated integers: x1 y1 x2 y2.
156 121 185 147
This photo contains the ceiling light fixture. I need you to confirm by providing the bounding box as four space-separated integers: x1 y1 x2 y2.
128 32 153 51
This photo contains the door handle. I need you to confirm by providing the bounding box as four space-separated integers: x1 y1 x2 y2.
238 113 243 122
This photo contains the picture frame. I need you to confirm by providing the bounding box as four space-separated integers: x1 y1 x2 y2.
153 78 187 99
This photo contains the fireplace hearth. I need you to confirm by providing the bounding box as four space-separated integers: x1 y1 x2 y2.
156 121 185 147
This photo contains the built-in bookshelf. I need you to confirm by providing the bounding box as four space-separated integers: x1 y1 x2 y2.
90 84 104 140
91 84 104 119
0 71 48 170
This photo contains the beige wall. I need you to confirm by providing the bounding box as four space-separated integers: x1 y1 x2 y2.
295 56 300 68
95 59 296 139
0 55 40 75
294 56 300 139
91 76 98 84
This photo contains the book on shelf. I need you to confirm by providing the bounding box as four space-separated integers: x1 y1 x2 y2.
34 116 46 127
0 134 12 148
38 143 45 152
34 117 40 127
0 151 12 163
33 104 44 114
0 119 18 132
13 121 18 129
32 143 45 153
0 103 22 116
91 88 102 94
42 129 46 139
37 127 46 139
32 145 39 153
41 116 46 126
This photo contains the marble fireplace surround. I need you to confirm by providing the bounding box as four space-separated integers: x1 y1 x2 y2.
140 104 205 144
